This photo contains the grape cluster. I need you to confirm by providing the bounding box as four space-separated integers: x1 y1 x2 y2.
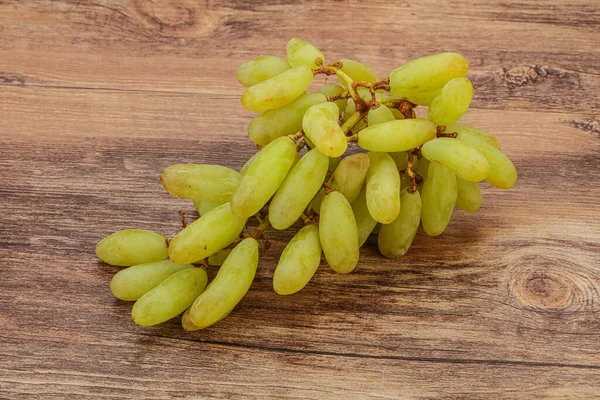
96 38 517 330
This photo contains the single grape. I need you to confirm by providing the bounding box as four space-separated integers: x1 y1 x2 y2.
230 136 297 218
365 152 401 224
286 38 325 69
248 93 326 146
182 307 201 332
190 238 259 329
131 268 208 327
389 151 408 171
378 188 422 258
110 260 193 301
416 157 430 183
358 119 437 152
168 203 247 264
273 224 322 295
368 105 395 126
239 151 260 175
96 229 168 267
160 164 240 203
448 123 501 150
388 107 405 120
208 249 232 266
241 66 313 112
421 162 457 236
468 143 517 189
456 177 482 212
421 137 489 182
427 77 473 126
302 102 347 157
319 191 359 274
336 58 379 87
193 200 222 216
404 88 442 106
352 189 378 247
236 56 291 87
318 83 347 115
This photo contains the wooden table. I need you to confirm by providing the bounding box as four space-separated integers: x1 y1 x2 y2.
1 1 599 398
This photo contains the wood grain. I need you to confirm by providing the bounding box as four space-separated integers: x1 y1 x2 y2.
1 0 599 398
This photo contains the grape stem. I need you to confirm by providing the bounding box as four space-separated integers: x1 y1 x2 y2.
436 125 457 138
288 130 304 141
341 109 368 135
250 216 271 239
403 151 421 193
178 211 187 228
322 182 334 194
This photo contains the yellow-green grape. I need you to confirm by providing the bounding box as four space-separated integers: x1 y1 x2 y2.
169 203 247 264
182 308 201 332
389 151 408 171
230 136 297 218
427 77 473 126
318 83 347 115
447 123 501 149
416 157 430 181
388 107 405 120
328 156 341 173
193 200 222 216
286 38 325 69
405 88 442 106
241 66 313 112
389 52 469 95
161 164 240 203
358 119 437 152
456 177 482 212
368 106 395 126
378 189 422 258
269 148 329 230
302 102 347 157
421 138 489 182
273 224 322 295
421 163 457 236
337 58 379 86
248 93 327 146
343 99 368 132
190 238 259 329
96 229 168 267
236 56 291 87
312 153 370 213
208 249 232 266
131 268 207 327
366 152 401 224
239 151 260 175
319 191 359 274
352 189 378 246
110 260 193 301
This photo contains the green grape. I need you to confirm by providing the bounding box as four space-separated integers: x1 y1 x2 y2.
358 119 437 152
96 229 168 267
416 157 430 181
388 107 405 120
405 88 442 106
248 93 327 146
208 249 232 266
312 153 370 213
447 122 501 149
110 260 193 301
456 177 482 212
160 164 241 203
421 163 457 236
461 141 517 189
302 102 347 157
182 307 201 332
230 136 297 218
427 77 473 126
352 189 378 246
236 56 291 87
343 99 368 132
389 151 408 171
286 38 325 68
421 138 489 182
318 83 347 115
193 200 222 216
337 58 379 86
269 148 329 230
131 268 208 327
241 66 314 112
190 238 259 329
273 224 322 295
328 156 341 173
366 152 401 224
389 52 469 95
319 191 359 274
368 106 395 126
239 151 260 175
378 189 422 258
169 203 247 264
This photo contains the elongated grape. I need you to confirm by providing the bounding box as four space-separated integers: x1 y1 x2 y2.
378 189 422 258
273 224 322 295
241 66 313 112
236 56 291 87
467 142 517 189
428 77 473 126
231 136 297 217
421 138 489 182
416 157 430 182
96 229 168 267
302 102 347 157
318 84 347 115
389 151 408 171
421 163 457 236
161 164 240 203
239 151 260 175
248 93 326 146
389 52 469 94
319 191 359 274
110 260 193 301
287 38 325 69
132 268 207 327
190 238 259 329
368 106 395 126
193 200 222 216
388 107 405 120
182 308 201 332
328 156 341 173
358 119 437 152
447 123 501 149
312 153 370 213
208 249 232 266
366 152 401 224
337 59 379 86
405 88 442 106
169 203 247 264
456 177 482 212
268 148 329 229
352 189 378 246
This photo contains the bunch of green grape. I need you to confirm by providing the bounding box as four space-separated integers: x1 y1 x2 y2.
96 38 517 331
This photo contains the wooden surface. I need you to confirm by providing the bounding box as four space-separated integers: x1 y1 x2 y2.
1 0 599 398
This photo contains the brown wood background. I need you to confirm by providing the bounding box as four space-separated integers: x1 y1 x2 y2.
1 0 599 398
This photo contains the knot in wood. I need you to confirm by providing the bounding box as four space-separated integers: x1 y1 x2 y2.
512 270 573 310
132 0 215 38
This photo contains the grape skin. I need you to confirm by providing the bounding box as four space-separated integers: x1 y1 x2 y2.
96 229 168 267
